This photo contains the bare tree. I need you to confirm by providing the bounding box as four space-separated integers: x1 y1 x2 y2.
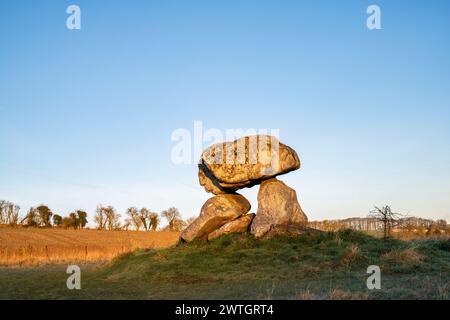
0 200 5 224
94 205 108 230
368 205 404 239
136 208 159 231
126 207 143 231
9 204 20 225
139 208 151 231
161 207 181 231
0 200 21 226
122 221 131 230
105 206 121 230
150 212 160 231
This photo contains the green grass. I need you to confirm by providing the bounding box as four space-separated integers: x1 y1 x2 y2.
0 230 449 299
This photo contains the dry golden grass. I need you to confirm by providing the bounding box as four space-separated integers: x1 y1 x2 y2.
382 247 424 264
296 288 319 300
340 243 362 266
296 287 369 300
390 229 445 240
0 227 179 266
437 283 449 300
328 289 369 300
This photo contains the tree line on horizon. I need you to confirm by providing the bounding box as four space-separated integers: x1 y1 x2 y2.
0 199 194 232
309 205 448 239
2 200 448 237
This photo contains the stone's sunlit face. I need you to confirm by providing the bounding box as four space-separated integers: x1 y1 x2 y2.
180 193 251 242
251 178 308 238
199 135 300 194
207 213 255 241
203 135 280 166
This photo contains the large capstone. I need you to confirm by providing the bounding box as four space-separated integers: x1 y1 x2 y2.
198 135 300 194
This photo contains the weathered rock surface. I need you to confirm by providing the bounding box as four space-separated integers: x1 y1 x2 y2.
180 194 251 242
198 135 300 194
250 178 308 238
198 168 231 195
183 135 311 243
207 213 255 241
262 225 322 240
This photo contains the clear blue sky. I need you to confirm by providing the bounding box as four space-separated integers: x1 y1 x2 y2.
1 0 449 225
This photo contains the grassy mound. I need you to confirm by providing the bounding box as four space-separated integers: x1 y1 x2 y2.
92 230 449 299
1 230 448 299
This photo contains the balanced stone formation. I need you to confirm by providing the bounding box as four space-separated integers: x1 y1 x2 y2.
180 135 309 242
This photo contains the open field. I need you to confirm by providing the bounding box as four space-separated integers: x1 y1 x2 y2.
0 227 179 266
0 230 448 299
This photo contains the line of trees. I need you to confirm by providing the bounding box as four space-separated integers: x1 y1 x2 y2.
308 205 449 239
0 199 190 232
122 207 159 231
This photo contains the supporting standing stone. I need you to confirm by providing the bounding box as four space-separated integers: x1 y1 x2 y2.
251 178 308 238
180 194 251 242
207 213 255 241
